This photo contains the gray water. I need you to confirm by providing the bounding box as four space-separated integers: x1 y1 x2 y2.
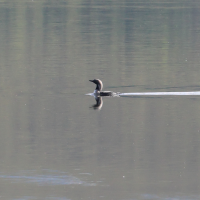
0 1 200 200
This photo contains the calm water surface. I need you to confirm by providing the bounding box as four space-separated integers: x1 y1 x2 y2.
0 1 200 200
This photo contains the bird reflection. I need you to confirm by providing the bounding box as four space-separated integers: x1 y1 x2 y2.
90 96 103 110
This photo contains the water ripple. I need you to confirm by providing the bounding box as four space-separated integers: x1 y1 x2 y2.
0 170 96 186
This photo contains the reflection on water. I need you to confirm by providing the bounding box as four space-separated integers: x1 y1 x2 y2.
9 194 200 200
0 170 96 186
141 194 200 200
1 0 200 200
11 197 69 200
91 96 103 110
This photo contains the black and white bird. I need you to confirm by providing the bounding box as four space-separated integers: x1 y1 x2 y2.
89 79 117 96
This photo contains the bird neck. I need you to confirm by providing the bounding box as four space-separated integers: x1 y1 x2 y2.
96 83 102 91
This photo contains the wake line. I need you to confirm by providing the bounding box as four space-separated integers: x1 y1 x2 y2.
119 91 200 96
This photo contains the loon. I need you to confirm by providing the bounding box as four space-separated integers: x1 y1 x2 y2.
89 79 117 96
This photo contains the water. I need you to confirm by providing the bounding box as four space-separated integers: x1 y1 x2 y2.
120 91 200 96
0 0 200 200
